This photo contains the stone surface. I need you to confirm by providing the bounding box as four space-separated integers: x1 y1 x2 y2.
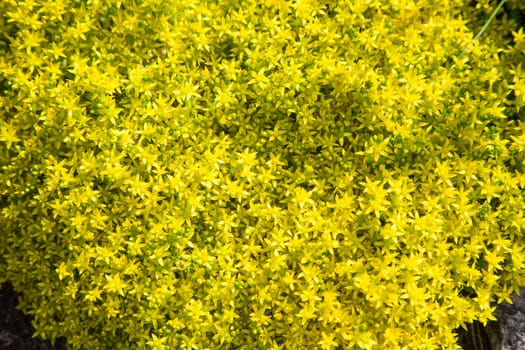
0 283 65 350
490 287 525 350
457 287 525 350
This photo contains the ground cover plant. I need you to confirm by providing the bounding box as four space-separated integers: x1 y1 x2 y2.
1 0 525 349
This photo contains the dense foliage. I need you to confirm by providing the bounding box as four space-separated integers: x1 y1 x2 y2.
1 0 524 349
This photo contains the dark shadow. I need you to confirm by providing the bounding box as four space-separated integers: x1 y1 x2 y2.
456 320 499 350
0 282 66 350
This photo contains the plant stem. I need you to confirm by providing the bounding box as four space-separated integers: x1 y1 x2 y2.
460 0 509 57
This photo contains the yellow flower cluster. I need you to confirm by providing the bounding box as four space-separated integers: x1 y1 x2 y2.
0 0 524 349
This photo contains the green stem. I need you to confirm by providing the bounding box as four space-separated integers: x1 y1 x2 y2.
460 0 509 57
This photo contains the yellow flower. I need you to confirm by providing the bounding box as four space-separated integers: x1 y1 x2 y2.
318 331 338 350
0 122 20 150
56 262 70 280
104 273 127 296
512 27 525 44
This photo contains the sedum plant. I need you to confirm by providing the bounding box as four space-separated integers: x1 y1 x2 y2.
0 0 524 349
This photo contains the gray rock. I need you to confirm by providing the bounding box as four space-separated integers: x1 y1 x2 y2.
0 283 65 350
487 287 525 350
